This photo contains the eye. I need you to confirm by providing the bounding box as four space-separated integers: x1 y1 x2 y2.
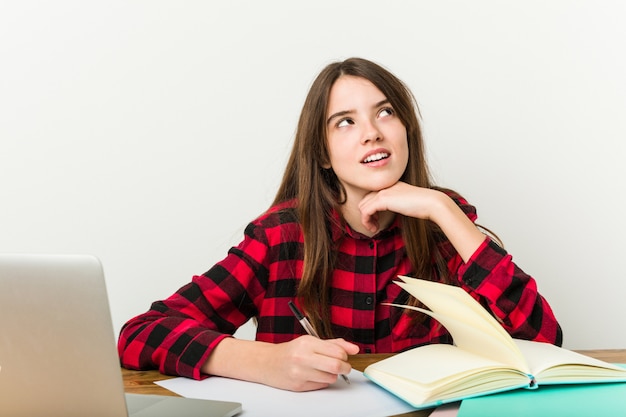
336 117 354 128
378 107 394 118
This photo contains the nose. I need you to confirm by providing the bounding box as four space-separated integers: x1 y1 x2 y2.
361 119 382 144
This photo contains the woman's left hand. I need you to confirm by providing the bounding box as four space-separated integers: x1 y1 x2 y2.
358 182 486 262
357 182 441 234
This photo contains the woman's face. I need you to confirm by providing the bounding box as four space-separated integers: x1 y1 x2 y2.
325 75 409 203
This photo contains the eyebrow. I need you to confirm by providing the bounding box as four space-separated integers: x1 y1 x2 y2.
326 99 391 126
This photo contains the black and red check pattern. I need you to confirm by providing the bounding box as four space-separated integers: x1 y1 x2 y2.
118 192 562 380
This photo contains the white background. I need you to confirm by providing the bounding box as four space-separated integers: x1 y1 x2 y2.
2 1 625 349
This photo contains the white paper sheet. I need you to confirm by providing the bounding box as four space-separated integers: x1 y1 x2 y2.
155 369 416 417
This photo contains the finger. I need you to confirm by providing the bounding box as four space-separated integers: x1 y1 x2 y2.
310 352 353 381
278 338 343 391
358 194 387 233
286 375 332 392
327 338 360 355
361 212 379 233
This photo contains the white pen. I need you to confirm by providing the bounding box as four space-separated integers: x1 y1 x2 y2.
288 300 350 384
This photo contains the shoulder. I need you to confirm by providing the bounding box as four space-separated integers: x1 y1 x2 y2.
433 186 478 222
244 199 302 244
254 199 299 227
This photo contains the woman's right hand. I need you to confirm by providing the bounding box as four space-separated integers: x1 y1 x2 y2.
202 335 359 392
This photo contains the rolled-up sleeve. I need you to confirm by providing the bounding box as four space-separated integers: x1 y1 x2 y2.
118 221 271 379
456 237 563 346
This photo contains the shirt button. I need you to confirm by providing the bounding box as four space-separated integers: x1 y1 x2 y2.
369 242 374 249
365 347 372 353
365 296 373 305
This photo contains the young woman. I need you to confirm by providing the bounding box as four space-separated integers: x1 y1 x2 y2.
118 57 562 392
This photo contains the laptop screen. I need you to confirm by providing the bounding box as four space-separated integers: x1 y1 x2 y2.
0 254 241 417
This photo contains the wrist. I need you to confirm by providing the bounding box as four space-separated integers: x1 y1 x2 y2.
202 338 274 383
427 191 485 262
424 189 454 224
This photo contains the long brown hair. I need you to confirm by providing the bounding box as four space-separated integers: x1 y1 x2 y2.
272 58 448 337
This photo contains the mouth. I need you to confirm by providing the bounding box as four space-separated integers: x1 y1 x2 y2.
361 152 390 164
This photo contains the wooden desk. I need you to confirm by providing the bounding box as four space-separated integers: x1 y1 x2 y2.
122 349 626 417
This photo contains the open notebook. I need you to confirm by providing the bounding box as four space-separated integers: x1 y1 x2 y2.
363 276 626 409
0 253 241 417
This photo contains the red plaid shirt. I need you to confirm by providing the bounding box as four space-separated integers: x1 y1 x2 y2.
118 192 562 379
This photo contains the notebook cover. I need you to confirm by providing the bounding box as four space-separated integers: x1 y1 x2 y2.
458 367 626 417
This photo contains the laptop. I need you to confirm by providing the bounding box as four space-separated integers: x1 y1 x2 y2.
0 253 242 417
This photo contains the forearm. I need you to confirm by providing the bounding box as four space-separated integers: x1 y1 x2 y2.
428 191 486 263
203 335 359 391
424 190 562 344
202 337 275 382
